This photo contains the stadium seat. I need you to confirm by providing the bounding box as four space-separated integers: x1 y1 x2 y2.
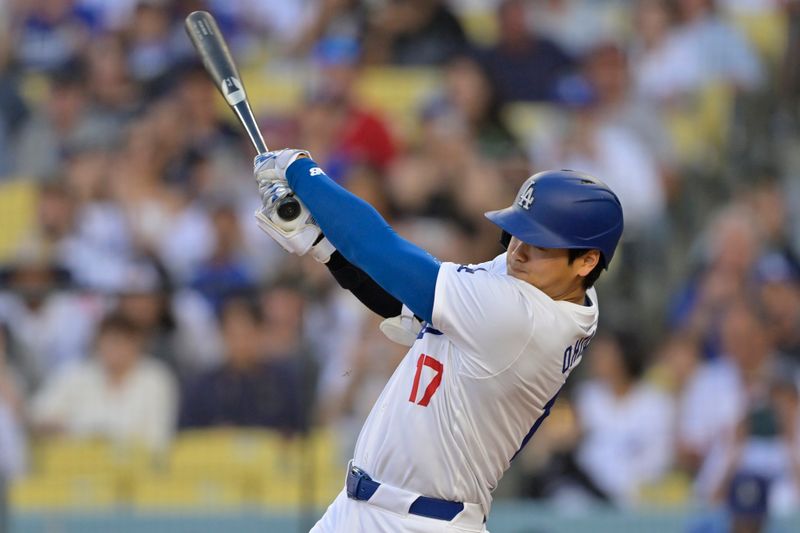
0 179 37 262
638 471 692 506
459 10 499 46
169 429 283 479
502 102 566 148
238 65 306 115
354 67 441 140
130 475 246 510
256 429 344 507
32 438 153 477
731 12 788 64
662 82 734 168
9 473 118 510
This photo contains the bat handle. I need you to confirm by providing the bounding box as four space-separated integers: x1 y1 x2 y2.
276 196 302 221
232 100 268 154
235 102 302 222
274 154 310 221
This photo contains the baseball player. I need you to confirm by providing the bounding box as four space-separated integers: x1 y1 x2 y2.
253 150 623 532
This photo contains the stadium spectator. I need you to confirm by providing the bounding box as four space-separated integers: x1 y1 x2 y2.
755 253 800 363
362 0 468 65
478 0 574 104
190 204 257 314
693 373 800 520
179 294 311 433
301 37 397 179
114 258 222 376
125 0 182 90
574 331 675 505
30 312 177 452
630 0 706 103
652 333 703 397
58 144 137 290
84 33 141 119
12 60 119 181
678 302 781 474
292 0 368 57
529 0 625 56
0 253 100 389
670 206 762 360
112 107 215 282
0 323 26 481
425 54 524 163
0 33 28 177
672 0 764 91
10 0 93 73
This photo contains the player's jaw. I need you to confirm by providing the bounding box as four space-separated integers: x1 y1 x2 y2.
506 237 595 304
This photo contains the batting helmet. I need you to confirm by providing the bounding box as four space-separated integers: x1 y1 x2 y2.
485 170 624 268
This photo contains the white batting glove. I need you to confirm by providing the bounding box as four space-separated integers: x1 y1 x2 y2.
379 305 423 346
254 148 310 190
253 150 335 262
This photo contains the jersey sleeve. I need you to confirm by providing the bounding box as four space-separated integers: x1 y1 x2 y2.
432 262 535 374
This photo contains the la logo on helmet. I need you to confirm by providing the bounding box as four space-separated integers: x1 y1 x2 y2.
517 184 534 210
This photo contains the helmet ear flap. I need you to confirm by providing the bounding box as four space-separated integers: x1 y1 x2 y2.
500 230 511 250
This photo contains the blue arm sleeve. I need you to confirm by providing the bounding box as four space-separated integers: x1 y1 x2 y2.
286 158 439 323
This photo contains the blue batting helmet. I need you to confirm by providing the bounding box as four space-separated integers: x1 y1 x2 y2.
485 170 624 268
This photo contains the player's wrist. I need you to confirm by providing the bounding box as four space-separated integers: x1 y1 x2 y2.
286 157 323 189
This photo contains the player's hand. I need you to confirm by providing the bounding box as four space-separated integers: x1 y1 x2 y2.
379 305 423 346
253 150 334 262
254 201 334 262
254 149 310 191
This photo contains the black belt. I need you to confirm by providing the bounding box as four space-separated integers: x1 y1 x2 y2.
345 464 465 521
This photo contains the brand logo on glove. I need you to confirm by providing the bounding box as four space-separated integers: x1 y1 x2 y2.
309 167 324 176
518 183 535 210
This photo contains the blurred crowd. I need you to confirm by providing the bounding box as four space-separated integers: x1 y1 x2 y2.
1 0 800 525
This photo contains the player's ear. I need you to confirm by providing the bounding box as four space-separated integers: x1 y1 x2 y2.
576 250 601 277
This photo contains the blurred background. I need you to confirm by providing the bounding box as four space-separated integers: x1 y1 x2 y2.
0 0 799 531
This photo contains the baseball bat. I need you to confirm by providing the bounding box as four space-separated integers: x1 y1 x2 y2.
184 10 301 221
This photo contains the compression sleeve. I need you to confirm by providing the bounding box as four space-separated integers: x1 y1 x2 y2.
287 158 439 322
325 251 403 319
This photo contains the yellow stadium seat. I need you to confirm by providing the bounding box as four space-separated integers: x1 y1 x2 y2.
638 470 692 506
459 10 499 46
354 67 441 139
502 102 565 146
10 473 118 510
257 430 344 507
131 475 245 510
662 82 734 167
731 12 788 64
0 180 37 262
19 72 49 106
240 65 306 115
169 429 286 479
33 439 153 477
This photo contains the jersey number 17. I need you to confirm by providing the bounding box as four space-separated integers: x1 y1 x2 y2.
409 354 443 407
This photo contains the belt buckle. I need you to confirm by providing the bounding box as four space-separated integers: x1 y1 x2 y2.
346 462 372 500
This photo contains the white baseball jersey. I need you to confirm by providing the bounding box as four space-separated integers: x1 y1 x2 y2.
352 252 599 516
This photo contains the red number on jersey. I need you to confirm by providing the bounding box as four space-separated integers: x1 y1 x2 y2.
408 354 443 407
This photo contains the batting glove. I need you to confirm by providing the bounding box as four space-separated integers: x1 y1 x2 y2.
253 150 335 262
254 149 310 193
